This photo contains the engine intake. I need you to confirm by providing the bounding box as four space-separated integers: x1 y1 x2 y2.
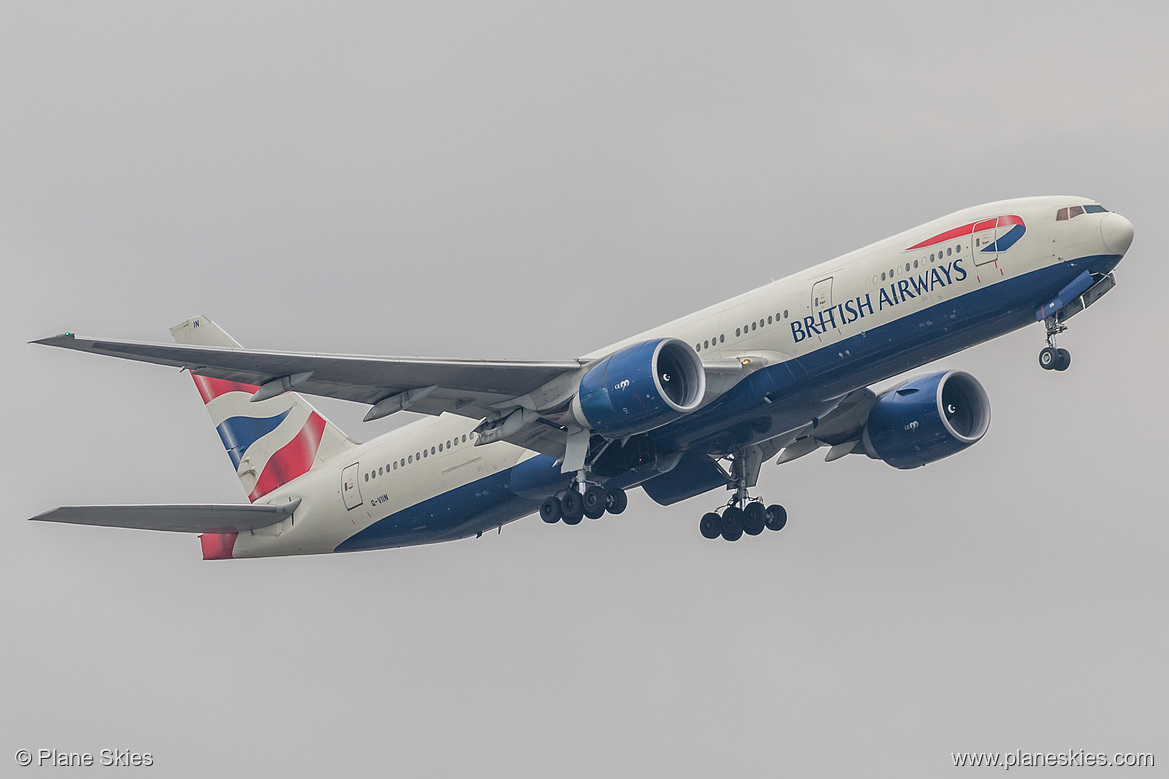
572 338 705 438
862 370 991 469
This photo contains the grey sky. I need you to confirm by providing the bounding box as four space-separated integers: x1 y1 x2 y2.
3 2 1166 776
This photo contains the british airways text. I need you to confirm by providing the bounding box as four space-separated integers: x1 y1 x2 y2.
791 259 968 344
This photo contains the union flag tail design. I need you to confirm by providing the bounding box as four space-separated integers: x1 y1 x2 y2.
171 315 357 502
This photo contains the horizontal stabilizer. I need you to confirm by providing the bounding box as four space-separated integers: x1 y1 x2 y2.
30 502 296 534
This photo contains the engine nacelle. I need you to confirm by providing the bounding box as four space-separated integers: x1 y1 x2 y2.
572 338 705 438
862 370 991 469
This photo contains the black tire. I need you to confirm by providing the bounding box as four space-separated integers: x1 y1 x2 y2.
699 512 722 539
721 505 744 535
582 485 606 519
743 502 766 535
1039 346 1059 370
1055 348 1071 372
605 487 628 515
721 525 744 542
765 504 787 531
539 496 562 524
561 490 584 524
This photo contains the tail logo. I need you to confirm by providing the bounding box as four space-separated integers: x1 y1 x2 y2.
191 375 327 502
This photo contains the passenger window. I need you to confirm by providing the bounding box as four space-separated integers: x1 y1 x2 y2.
704 340 709 349
783 310 788 318
379 467 383 476
393 461 398 470
719 334 725 344
695 343 701 351
913 260 918 269
363 473 368 482
462 434 467 442
431 446 436 455
946 247 952 256
735 327 741 337
881 272 886 281
768 315 773 324
751 322 756 331
408 455 413 463
438 443 443 452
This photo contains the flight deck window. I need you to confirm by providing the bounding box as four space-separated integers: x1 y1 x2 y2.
1069 205 1085 218
1084 204 1107 213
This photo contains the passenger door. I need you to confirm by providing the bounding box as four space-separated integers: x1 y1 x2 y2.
341 462 363 510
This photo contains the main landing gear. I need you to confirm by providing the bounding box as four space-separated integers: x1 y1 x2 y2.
698 448 786 541
540 485 627 525
700 500 787 542
1038 318 1071 372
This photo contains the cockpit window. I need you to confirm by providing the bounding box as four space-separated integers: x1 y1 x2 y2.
1057 204 1108 220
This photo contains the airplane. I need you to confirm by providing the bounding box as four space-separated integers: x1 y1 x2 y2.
30 196 1134 559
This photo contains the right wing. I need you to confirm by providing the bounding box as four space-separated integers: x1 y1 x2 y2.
30 503 297 534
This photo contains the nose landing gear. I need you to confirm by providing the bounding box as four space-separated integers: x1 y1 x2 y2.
1039 318 1071 371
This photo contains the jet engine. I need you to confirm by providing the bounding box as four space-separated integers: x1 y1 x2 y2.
571 338 705 438
862 370 991 469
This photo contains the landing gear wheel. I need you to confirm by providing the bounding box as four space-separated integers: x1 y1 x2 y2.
604 487 628 515
765 504 787 532
721 506 744 541
742 502 766 535
1055 348 1071 372
539 496 562 524
561 491 584 524
1039 346 1059 370
699 512 722 540
582 485 606 519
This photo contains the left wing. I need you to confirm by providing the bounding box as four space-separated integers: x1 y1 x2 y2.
34 331 584 456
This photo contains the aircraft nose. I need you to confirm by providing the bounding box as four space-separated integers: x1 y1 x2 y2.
1100 213 1134 256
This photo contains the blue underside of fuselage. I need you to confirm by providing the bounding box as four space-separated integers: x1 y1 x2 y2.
335 254 1120 552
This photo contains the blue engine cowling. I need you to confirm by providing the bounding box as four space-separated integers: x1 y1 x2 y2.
862 370 991 469
572 338 706 438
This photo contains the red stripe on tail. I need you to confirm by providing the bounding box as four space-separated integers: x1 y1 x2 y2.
192 374 259 404
248 413 328 502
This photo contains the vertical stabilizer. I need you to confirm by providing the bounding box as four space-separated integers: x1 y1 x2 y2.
171 315 357 502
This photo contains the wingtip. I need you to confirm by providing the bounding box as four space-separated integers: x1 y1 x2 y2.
30 332 77 346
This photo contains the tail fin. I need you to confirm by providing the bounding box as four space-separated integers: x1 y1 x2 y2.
171 315 358 502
